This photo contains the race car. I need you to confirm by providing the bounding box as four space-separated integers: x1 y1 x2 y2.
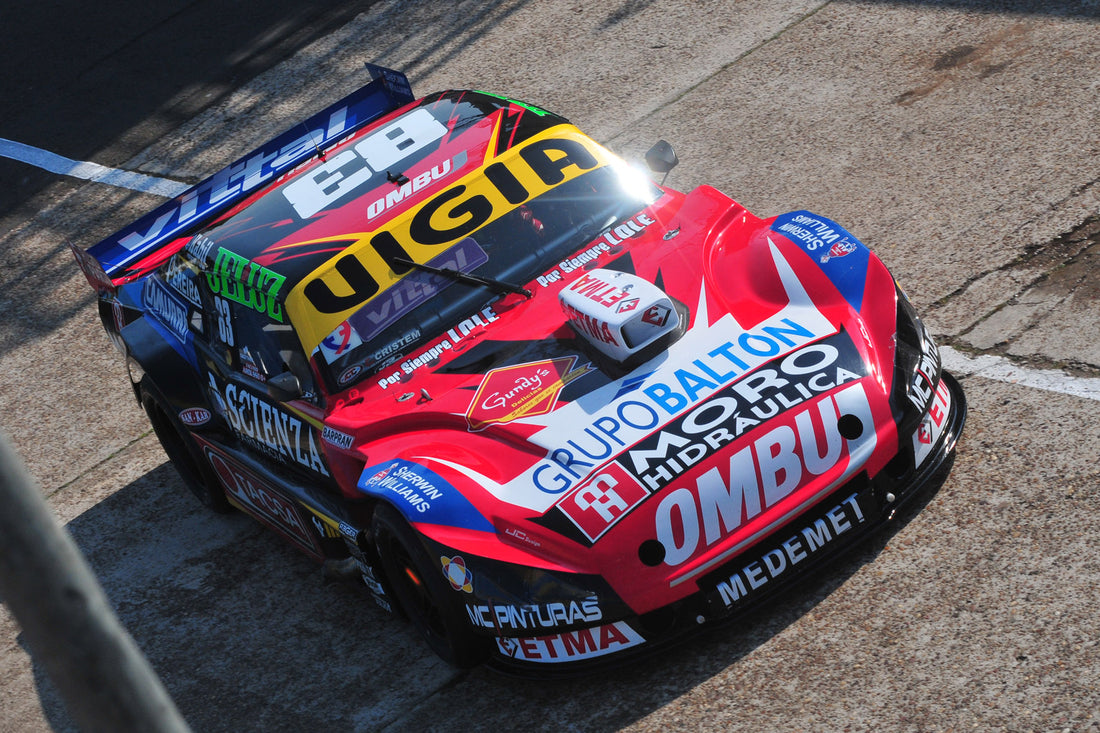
72 64 965 673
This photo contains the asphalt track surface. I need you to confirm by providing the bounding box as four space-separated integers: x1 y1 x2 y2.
2 1 1100 731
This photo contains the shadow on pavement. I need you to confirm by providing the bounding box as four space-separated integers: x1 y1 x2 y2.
845 0 1099 18
0 0 386 218
20 458 952 731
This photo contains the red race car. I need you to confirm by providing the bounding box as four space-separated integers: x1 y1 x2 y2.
73 65 965 673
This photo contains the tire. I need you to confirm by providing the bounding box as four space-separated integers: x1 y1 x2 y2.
372 503 490 668
141 384 233 514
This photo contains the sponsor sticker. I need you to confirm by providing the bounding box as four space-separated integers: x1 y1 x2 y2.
711 491 866 610
209 375 329 476
351 237 489 344
562 302 619 345
556 462 649 543
467 597 601 631
142 278 191 345
321 425 354 449
287 129 614 353
165 256 203 307
912 377 952 468
179 407 211 427
819 238 857 264
95 77 414 277
205 448 322 557
466 356 593 431
206 247 287 323
771 211 871 311
908 321 941 413
623 332 866 494
641 303 671 327
598 212 654 247
338 365 363 386
653 380 877 568
362 151 465 221
357 459 494 531
494 621 644 663
441 555 473 593
319 321 364 362
616 298 639 314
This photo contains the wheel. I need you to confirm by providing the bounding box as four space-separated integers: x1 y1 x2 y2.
371 503 490 668
141 383 233 514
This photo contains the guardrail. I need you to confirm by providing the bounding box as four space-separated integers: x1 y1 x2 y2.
0 432 191 732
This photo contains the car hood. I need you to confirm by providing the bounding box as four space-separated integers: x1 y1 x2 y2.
340 185 904 604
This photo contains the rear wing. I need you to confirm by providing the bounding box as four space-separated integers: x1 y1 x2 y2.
70 241 116 294
79 64 415 283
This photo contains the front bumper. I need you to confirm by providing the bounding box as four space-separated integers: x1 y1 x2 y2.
486 371 967 676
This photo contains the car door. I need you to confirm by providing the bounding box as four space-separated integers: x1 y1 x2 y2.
198 268 337 491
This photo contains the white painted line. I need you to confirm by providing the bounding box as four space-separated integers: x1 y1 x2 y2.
941 346 1100 402
1 137 187 198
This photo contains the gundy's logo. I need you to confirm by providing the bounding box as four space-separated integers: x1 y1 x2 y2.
465 356 592 431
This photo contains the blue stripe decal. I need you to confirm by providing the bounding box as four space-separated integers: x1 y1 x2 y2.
358 459 494 531
771 211 871 312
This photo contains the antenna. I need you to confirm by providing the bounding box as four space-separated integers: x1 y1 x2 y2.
302 123 326 162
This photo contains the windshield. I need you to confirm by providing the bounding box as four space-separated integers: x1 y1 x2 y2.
316 164 661 390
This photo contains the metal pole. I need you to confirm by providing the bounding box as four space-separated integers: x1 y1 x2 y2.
0 432 192 733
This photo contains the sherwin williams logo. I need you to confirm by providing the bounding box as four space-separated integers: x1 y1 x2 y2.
466 356 593 432
770 211 870 311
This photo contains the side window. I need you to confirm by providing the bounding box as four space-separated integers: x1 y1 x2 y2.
212 296 318 402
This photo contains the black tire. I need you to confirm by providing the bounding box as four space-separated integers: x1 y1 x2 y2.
141 384 233 514
372 503 490 668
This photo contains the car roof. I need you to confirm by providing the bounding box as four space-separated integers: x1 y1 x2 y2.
179 90 618 354
184 91 566 282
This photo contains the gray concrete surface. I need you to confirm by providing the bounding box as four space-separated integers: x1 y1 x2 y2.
2 0 1099 730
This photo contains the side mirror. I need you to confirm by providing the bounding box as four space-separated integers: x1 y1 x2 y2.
267 372 302 402
644 140 678 184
